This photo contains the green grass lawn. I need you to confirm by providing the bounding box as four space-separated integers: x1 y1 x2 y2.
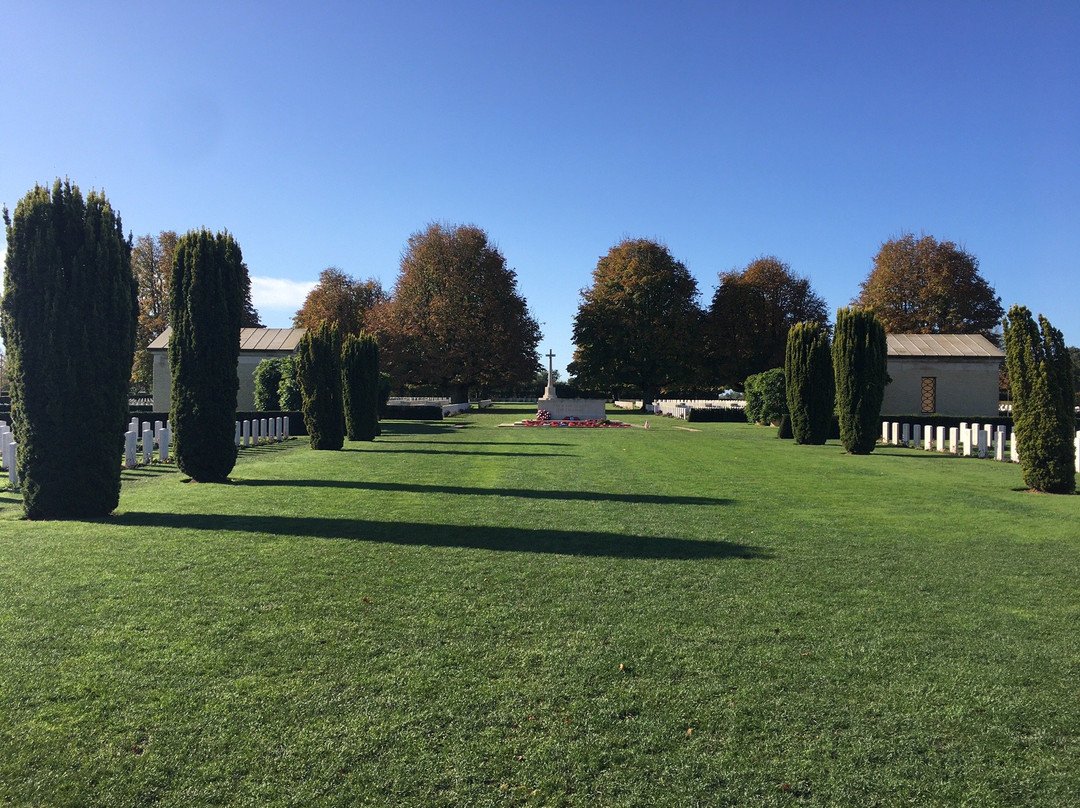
1 405 1078 807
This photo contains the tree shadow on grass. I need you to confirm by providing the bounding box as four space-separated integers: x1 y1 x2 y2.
379 422 462 437
345 448 576 457
230 478 731 507
373 440 572 447
114 511 767 560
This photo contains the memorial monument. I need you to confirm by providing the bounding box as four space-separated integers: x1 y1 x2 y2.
536 350 606 421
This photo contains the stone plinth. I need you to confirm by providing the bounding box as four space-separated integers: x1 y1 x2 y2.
536 398 607 421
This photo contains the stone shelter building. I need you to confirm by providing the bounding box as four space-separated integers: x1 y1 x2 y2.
147 327 307 412
882 333 1004 418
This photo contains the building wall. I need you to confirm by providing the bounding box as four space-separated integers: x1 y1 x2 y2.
151 351 295 412
882 357 1001 417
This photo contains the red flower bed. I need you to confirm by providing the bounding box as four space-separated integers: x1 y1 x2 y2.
520 418 631 428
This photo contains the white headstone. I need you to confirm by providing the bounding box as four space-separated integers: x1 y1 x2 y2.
125 430 137 469
949 427 960 455
158 427 170 461
1011 429 1019 463
142 426 154 465
936 426 945 453
995 426 1006 461
901 423 911 447
891 422 900 445
977 429 988 459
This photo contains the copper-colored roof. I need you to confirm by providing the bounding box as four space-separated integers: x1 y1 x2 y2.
147 327 306 352
887 333 1004 358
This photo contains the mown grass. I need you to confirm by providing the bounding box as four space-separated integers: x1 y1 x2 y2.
1 406 1078 807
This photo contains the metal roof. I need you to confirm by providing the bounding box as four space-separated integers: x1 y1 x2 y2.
887 333 1004 358
147 327 307 352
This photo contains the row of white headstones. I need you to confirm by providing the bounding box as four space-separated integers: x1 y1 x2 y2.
0 415 291 486
882 420 1080 472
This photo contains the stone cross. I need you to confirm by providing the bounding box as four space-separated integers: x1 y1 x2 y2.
541 349 558 400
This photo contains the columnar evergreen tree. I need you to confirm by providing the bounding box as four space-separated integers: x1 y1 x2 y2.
342 332 380 441
832 307 887 455
1002 305 1076 493
297 321 344 450
785 321 835 445
1 180 137 518
253 358 284 411
169 229 245 482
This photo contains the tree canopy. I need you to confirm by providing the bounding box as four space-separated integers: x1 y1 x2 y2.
569 238 700 406
703 256 828 385
855 233 1003 339
369 223 541 402
293 267 386 337
131 230 177 389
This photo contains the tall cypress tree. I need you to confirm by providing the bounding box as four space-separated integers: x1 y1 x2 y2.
1003 305 1076 493
1 180 137 519
832 307 887 455
297 321 344 450
785 321 835 445
342 332 380 441
169 229 244 482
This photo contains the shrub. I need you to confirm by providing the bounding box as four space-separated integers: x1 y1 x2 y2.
169 229 245 482
785 321 834 444
254 358 284 411
1003 305 1076 493
0 180 137 518
297 321 344 450
278 356 302 411
744 368 787 425
833 307 887 454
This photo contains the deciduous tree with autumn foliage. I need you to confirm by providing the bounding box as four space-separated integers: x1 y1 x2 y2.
569 238 701 408
293 267 386 337
702 256 828 386
855 233 1003 340
369 223 540 402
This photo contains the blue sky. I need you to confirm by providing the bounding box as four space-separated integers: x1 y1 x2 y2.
2 2 1077 376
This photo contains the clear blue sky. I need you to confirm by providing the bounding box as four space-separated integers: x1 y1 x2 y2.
3 2 1077 376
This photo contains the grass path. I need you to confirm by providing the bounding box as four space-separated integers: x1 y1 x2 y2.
1 406 1078 806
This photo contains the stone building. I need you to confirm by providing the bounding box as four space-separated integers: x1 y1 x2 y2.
147 327 307 412
882 334 1004 417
